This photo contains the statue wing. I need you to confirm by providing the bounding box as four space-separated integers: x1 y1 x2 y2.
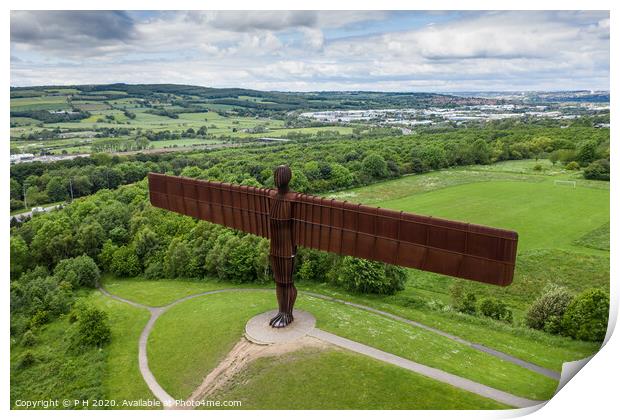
292 194 518 286
148 173 273 239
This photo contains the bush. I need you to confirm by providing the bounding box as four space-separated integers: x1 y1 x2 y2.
29 310 49 329
70 304 112 348
532 164 543 171
449 282 477 315
334 257 405 295
525 285 572 334
479 297 513 323
583 159 610 181
19 351 37 369
21 330 37 347
53 255 101 288
561 288 609 342
566 161 580 170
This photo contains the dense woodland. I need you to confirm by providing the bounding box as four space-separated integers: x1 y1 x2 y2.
10 125 610 211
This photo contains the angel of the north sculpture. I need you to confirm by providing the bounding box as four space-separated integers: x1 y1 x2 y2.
148 165 518 328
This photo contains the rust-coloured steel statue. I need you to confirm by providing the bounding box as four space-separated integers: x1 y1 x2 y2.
148 166 518 328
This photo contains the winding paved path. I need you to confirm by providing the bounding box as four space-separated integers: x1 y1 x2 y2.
98 285 550 409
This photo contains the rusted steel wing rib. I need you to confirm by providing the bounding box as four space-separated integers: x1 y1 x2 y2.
148 173 273 239
292 194 518 286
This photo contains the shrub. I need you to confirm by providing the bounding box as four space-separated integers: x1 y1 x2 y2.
296 249 335 283
449 282 477 315
21 330 37 347
525 285 572 334
19 351 36 368
29 310 49 329
479 297 513 323
532 164 543 171
583 159 610 181
70 304 112 348
561 288 609 342
53 255 101 288
566 161 580 170
334 257 405 295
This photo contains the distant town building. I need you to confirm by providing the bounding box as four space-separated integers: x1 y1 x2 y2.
10 153 35 164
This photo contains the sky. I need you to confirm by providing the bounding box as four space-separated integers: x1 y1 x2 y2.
10 10 610 92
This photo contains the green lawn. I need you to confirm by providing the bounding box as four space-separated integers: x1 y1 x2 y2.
298 295 558 401
88 291 156 406
101 274 270 307
148 292 275 399
377 180 609 253
300 282 601 371
208 348 508 410
102 275 600 372
147 290 557 402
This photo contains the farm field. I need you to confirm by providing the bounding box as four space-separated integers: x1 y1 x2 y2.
10 86 360 156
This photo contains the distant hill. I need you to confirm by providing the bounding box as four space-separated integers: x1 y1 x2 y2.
10 83 503 116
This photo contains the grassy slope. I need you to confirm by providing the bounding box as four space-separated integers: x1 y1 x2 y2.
147 292 275 399
573 222 610 251
103 275 599 372
10 317 106 409
10 290 155 409
297 295 558 400
208 348 508 410
147 290 557 401
101 274 271 307
88 291 156 406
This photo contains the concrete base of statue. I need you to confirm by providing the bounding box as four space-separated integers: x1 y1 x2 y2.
245 309 316 344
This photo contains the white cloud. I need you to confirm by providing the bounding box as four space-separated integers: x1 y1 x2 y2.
10 10 609 91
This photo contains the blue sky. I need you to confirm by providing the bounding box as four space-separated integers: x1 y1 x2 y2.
10 10 610 91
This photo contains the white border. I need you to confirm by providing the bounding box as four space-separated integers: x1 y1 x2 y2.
3 2 617 420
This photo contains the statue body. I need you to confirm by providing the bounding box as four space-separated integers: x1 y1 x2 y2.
268 166 297 327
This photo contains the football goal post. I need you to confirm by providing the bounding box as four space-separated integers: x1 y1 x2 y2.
554 180 577 188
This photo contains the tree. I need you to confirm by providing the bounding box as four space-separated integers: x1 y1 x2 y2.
361 153 388 179
561 288 609 342
134 227 160 262
110 246 141 277
53 255 101 288
470 139 492 164
30 218 74 267
10 236 29 278
576 140 598 166
135 136 150 150
45 176 67 202
164 238 192 278
76 221 106 257
479 297 513 323
10 178 22 200
583 159 610 181
449 281 477 314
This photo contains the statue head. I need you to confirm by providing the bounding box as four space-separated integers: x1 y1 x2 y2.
274 165 292 192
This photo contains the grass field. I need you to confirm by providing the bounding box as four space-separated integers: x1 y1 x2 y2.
147 290 556 404
148 292 275 399
208 348 508 409
378 180 609 253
